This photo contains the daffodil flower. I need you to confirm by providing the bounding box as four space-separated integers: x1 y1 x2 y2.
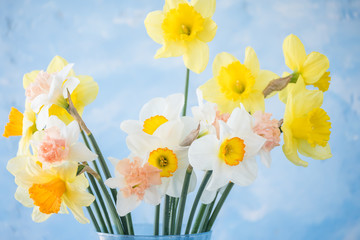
282 77 332 167
200 50 279 114
282 34 330 92
121 93 184 136
31 116 97 168
7 158 94 223
144 0 217 73
105 156 162 216
126 120 196 197
188 106 266 191
23 56 99 130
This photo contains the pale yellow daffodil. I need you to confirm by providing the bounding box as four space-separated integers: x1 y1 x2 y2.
282 34 331 92
282 77 332 167
144 0 217 73
200 49 279 114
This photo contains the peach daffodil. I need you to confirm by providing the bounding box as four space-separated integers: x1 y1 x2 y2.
144 0 217 73
105 156 162 216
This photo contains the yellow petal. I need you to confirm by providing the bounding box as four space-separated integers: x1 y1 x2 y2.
298 139 332 160
49 104 74 125
183 39 209 73
23 70 40 89
3 107 23 138
242 90 265 113
314 71 331 92
144 10 165 44
283 34 306 71
278 72 292 103
301 52 329 84
155 41 186 58
212 52 238 77
200 77 228 105
253 70 279 97
71 75 99 109
191 0 216 18
46 56 75 76
282 125 308 167
164 0 187 12
196 18 217 42
291 80 323 117
244 47 260 79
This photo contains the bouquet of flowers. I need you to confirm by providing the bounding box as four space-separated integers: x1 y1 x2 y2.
3 0 332 238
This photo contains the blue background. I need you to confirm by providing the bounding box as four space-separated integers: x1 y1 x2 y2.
0 0 359 239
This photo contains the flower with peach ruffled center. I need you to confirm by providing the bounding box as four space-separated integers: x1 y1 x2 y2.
38 127 69 164
252 111 280 152
25 71 51 101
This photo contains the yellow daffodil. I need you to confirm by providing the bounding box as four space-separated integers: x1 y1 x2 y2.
23 56 98 129
282 34 330 91
7 157 94 223
144 0 217 73
282 77 332 167
200 50 279 114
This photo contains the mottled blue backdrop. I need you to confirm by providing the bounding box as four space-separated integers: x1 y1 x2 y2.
0 0 359 239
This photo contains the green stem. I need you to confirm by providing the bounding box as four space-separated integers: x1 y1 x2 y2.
87 182 108 233
185 170 212 234
182 68 190 116
200 192 218 233
163 195 171 235
170 198 179 235
175 166 193 235
206 182 234 231
191 204 207 234
154 204 160 235
126 213 134 235
88 173 113 234
86 205 101 232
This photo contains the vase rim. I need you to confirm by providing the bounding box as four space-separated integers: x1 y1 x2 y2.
97 231 212 238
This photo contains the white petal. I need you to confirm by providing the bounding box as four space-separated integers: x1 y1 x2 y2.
15 186 34 207
46 115 66 130
126 134 161 158
140 97 167 122
32 207 52 222
68 142 97 162
144 186 162 206
31 94 49 113
230 158 258 186
200 188 217 204
36 104 50 130
116 193 140 217
165 93 184 120
120 120 143 135
259 150 272 168
105 176 124 189
64 120 80 144
63 76 80 98
206 161 231 191
154 120 184 147
243 132 266 159
226 107 252 136
188 134 219 171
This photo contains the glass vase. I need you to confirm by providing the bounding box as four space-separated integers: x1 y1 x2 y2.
97 224 212 240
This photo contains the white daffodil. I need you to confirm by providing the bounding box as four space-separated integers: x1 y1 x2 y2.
120 93 184 136
30 116 97 168
188 106 265 191
126 120 196 198
105 156 162 216
7 158 94 223
27 64 79 130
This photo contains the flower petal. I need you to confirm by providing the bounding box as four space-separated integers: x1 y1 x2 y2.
120 120 143 135
206 161 231 191
144 10 165 44
301 52 329 84
298 139 332 160
165 93 184 120
183 39 209 74
197 18 217 42
32 207 52 222
191 0 216 18
244 47 260 79
140 97 167 122
23 70 40 89
164 0 187 12
212 52 238 77
68 142 97 162
116 193 140 216
253 70 279 96
282 126 308 167
155 41 186 58
46 56 75 76
144 186 162 205
15 186 34 207
283 34 306 71
188 134 219 171
71 75 99 109
230 158 257 186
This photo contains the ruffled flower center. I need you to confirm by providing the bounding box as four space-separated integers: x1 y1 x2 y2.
38 127 69 164
26 71 51 101
313 71 331 92
291 107 331 147
219 137 246 166
117 157 161 200
29 177 66 214
148 147 178 177
162 3 204 42
143 115 169 135
252 111 281 151
217 61 255 101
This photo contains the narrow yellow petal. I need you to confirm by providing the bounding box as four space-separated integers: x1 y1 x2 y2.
282 126 309 167
3 107 23 138
283 34 306 71
46 56 75 76
196 18 217 42
144 11 165 44
301 52 329 84
212 52 238 77
23 70 40 89
183 39 209 73
254 70 279 98
164 0 187 12
244 47 260 79
191 0 216 18
242 90 265 113
49 104 74 125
